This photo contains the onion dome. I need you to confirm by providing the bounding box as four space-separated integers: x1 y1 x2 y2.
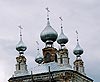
16 39 27 54
35 49 43 64
35 56 43 64
73 41 83 57
16 26 27 54
57 27 68 45
40 19 58 43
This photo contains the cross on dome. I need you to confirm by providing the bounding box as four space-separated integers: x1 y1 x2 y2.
46 7 50 20
16 25 27 54
73 31 84 57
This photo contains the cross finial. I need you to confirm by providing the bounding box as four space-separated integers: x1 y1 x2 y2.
46 7 50 20
59 17 63 27
36 41 39 50
76 30 79 42
18 25 23 40
59 17 63 21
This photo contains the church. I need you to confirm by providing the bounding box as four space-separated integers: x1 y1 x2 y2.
8 8 93 82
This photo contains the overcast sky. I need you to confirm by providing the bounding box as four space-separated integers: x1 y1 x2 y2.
0 0 100 82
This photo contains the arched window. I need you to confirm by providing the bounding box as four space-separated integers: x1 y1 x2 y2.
55 54 58 62
60 55 63 64
45 52 51 62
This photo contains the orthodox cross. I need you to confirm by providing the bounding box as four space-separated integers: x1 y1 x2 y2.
36 41 39 51
76 30 79 42
18 25 23 40
46 7 50 20
59 17 63 27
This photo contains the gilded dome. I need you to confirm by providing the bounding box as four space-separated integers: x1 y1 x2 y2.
40 20 58 43
57 27 68 44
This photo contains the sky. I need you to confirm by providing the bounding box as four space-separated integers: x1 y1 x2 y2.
0 0 100 82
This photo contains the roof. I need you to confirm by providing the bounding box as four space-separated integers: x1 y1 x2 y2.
33 62 72 74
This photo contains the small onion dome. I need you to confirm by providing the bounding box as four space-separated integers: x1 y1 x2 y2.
40 20 58 43
73 42 83 57
16 39 27 54
35 57 43 64
57 27 68 44
35 49 43 64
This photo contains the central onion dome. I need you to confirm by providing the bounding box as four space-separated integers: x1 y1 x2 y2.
40 19 58 43
57 27 68 45
73 41 83 57
16 38 27 54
